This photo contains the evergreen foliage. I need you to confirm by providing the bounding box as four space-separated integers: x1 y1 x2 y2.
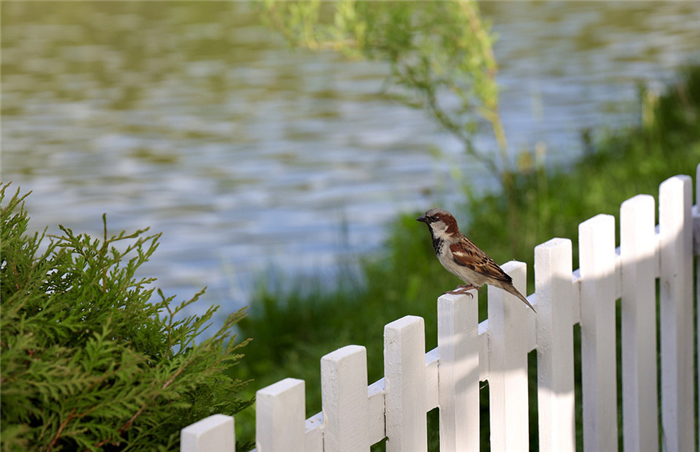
0 185 253 452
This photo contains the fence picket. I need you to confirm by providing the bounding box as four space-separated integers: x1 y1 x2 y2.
183 170 700 452
488 261 532 451
367 379 386 445
659 175 695 452
256 378 305 452
181 414 235 452
535 238 575 452
620 195 658 452
384 316 427 452
304 413 324 452
321 345 370 452
437 291 479 451
579 214 618 452
424 348 440 412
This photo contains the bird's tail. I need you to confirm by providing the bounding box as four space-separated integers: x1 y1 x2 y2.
501 283 537 313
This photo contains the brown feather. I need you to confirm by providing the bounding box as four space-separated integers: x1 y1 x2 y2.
449 241 512 284
418 208 536 313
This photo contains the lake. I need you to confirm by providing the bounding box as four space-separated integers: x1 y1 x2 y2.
3 1 699 321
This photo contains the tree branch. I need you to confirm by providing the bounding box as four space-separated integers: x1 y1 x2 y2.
89 356 195 450
46 408 76 452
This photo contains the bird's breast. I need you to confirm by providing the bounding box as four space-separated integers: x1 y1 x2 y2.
437 251 489 287
432 236 443 255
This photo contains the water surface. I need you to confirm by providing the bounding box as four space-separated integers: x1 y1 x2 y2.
3 2 699 319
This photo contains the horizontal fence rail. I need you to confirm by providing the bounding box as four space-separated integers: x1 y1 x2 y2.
182 166 700 452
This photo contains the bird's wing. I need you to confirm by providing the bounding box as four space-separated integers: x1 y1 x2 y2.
449 239 513 284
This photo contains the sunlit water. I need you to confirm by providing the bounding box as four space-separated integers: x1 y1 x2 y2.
3 2 699 323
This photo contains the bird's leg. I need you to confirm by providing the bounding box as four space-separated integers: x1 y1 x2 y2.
444 284 477 298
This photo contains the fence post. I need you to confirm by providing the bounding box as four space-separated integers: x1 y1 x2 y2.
384 316 427 452
437 291 479 451
535 238 575 452
659 175 695 452
620 195 658 452
488 260 533 451
579 214 618 452
321 345 370 452
256 378 306 452
181 414 235 452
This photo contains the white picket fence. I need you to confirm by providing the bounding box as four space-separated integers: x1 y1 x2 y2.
181 167 700 452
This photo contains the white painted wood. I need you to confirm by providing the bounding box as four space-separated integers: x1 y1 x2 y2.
488 261 532 452
321 345 369 452
181 414 235 452
578 214 618 452
524 293 538 352
654 224 662 279
659 175 695 452
535 238 575 452
256 378 305 452
438 291 479 452
425 348 439 411
384 316 427 452
614 248 623 300
478 319 490 381
184 170 700 452
367 379 386 445
620 195 658 452
304 412 324 452
572 269 582 325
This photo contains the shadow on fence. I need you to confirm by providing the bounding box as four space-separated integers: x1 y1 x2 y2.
182 165 700 452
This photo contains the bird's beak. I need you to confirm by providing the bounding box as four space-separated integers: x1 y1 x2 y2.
416 214 427 223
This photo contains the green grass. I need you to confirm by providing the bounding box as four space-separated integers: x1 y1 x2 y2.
230 65 700 449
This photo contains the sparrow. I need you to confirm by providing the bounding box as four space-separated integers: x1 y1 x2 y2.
417 208 536 313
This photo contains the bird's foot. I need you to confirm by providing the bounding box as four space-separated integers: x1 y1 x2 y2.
444 284 477 298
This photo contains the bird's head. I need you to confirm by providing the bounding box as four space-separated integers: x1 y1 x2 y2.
416 208 461 241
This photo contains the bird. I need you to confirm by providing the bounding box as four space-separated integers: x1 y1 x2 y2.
417 208 536 313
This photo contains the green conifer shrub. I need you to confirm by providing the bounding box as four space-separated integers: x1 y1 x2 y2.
0 184 253 452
